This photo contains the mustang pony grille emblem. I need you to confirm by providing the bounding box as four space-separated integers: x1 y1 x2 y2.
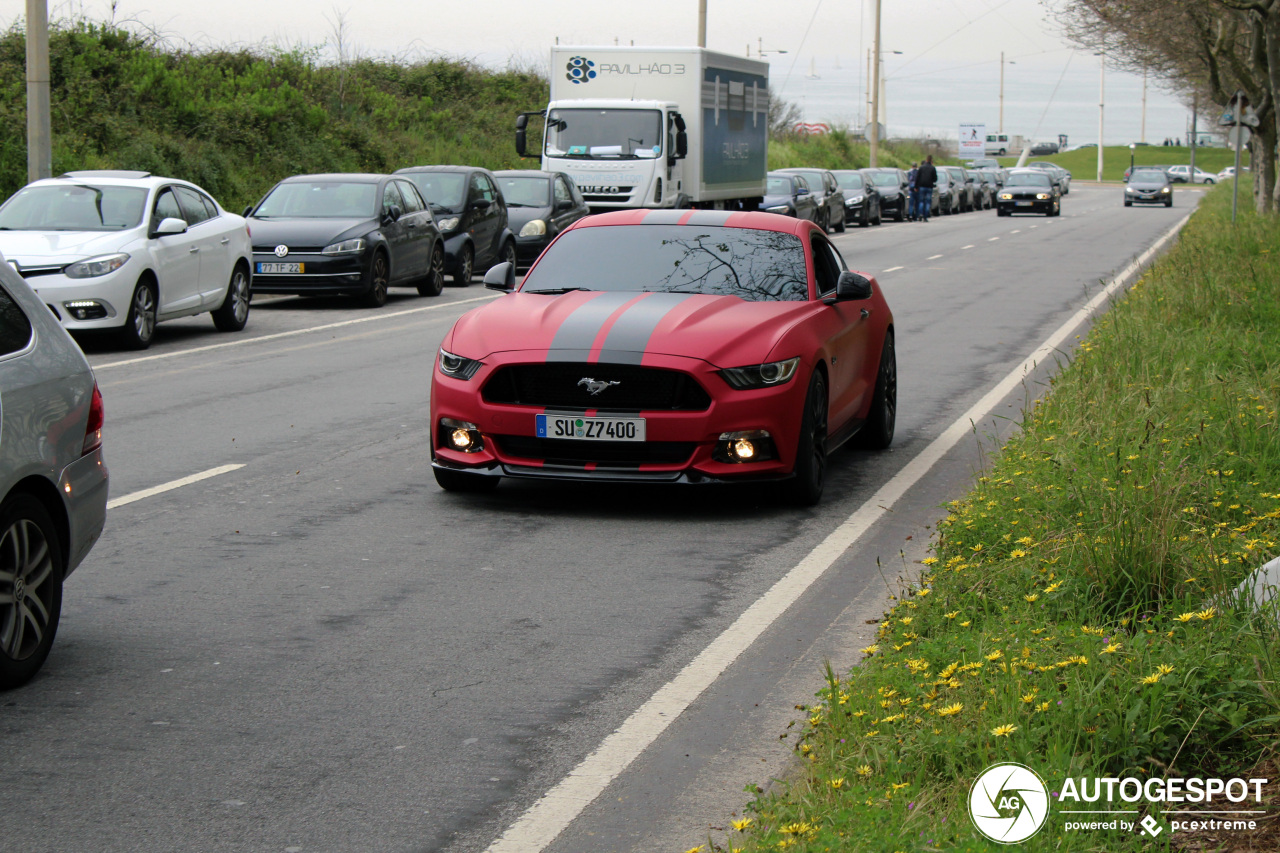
578 378 621 396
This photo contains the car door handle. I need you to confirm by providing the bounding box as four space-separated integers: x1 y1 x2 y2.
861 308 870 320
406 221 417 227
220 237 230 244
189 247 200 254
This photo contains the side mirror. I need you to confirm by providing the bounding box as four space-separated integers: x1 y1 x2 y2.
470 198 490 210
242 206 254 218
675 131 688 159
152 217 188 237
483 261 516 292
796 186 810 196
516 127 527 157
835 270 873 301
383 205 402 223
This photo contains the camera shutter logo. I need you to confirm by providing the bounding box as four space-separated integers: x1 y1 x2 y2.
566 56 596 85
969 763 1050 844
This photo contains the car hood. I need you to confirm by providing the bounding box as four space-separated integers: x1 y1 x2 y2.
449 290 813 367
506 205 553 232
248 217 375 248
759 193 796 208
1128 180 1168 190
0 229 138 264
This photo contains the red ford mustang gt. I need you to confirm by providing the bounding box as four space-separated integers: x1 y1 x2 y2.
429 209 896 505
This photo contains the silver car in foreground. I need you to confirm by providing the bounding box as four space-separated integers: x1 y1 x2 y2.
0 264 108 688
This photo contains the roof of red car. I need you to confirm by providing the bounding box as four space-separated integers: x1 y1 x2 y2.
569 209 816 235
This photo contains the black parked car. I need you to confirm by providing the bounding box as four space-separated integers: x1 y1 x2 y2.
861 168 909 222
933 168 960 215
968 169 993 209
831 170 880 227
773 168 846 233
996 169 1061 217
247 173 444 307
760 172 820 222
943 166 977 212
492 170 591 268
395 166 517 286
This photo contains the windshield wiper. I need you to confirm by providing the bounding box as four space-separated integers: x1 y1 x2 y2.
526 287 597 295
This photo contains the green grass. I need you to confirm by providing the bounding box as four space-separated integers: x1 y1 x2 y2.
713 184 1280 852
995 146 1240 182
769 133 946 171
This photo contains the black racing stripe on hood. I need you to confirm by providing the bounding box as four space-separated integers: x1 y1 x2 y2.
546 292 638 361
597 292 697 365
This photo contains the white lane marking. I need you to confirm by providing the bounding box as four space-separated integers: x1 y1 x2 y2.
93 295 498 371
107 464 245 509
927 254 944 260
961 244 975 250
1011 230 1021 234
988 237 1000 242
482 215 1193 853
882 266 904 273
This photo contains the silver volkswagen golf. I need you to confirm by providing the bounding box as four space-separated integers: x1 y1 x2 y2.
0 262 108 688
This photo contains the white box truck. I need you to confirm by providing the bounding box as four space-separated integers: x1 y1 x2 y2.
516 46 770 211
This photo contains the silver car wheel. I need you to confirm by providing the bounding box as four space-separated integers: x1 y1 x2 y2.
0 517 55 662
230 269 249 324
133 284 156 342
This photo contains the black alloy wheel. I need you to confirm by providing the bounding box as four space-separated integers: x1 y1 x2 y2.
212 264 251 332
453 245 474 287
784 370 829 507
834 209 846 233
362 251 389 307
120 279 157 349
496 240 517 271
860 207 869 227
894 200 905 222
418 244 445 297
0 494 64 689
856 331 897 450
434 466 500 493
816 209 829 234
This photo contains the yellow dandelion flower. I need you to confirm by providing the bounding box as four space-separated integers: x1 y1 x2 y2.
944 611 960 619
960 620 972 627
830 777 846 790
1024 593 1040 603
1017 536 1035 545
936 702 964 717
861 644 880 655
917 588 931 596
986 650 1004 662
1197 607 1217 621
920 557 938 565
1101 643 1121 654
892 782 910 791
856 764 873 777
971 544 984 552
1021 692 1038 703
1010 549 1027 559
684 847 704 853
1175 613 1195 623
1157 664 1175 675
731 818 754 831
1140 673 1162 685
991 724 1018 737
900 617 913 625
865 730 880 737
1044 582 1063 593
852 710 867 718
1036 701 1051 712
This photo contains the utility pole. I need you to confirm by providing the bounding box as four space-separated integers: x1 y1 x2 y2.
26 0 51 184
869 0 882 166
999 52 1004 134
697 0 707 48
1189 93 1197 184
1096 50 1105 182
1140 69 1148 143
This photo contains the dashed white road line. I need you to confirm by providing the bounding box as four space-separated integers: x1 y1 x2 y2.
107 464 245 509
961 244 975 250
481 212 1193 853
1011 229 1021 234
927 254 944 260
882 266 904 273
988 236 1000 242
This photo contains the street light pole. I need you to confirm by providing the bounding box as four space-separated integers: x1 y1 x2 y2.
26 0 51 184
869 0 882 166
1097 50 1105 182
697 0 706 48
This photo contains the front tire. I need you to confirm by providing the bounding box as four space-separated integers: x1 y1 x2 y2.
894 202 905 222
362 251 389 307
0 494 64 689
834 211 846 233
783 370 828 507
418 244 445 297
494 239 517 271
453 245 474 287
433 466 500 493
119 279 157 350
212 264 251 332
856 331 896 450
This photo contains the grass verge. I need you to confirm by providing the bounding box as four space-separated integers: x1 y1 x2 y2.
995 146 1238 182
706 185 1280 852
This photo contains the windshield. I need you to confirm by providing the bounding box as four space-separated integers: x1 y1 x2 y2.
496 176 550 207
401 173 467 210
254 181 377 218
523 225 809 302
545 109 663 160
1131 170 1168 183
870 173 899 187
834 174 864 190
766 177 793 194
0 184 148 232
1005 173 1051 188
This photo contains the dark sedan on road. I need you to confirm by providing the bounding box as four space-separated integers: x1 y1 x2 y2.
831 170 880 227
247 174 445 307
396 165 517 286
493 170 591 268
943 166 977 212
773 168 846 233
932 169 959 216
760 172 820 223
1125 168 1174 207
861 168 909 222
996 170 1060 216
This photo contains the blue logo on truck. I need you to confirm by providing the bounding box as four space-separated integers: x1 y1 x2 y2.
566 56 596 84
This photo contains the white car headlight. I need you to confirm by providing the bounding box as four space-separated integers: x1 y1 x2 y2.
1161 187 1171 193
1036 193 1050 200
765 205 791 213
64 253 129 279
438 347 483 380
321 238 366 255
999 193 1012 200
438 217 461 232
519 219 547 237
719 357 800 390
848 194 864 203
1126 186 1135 193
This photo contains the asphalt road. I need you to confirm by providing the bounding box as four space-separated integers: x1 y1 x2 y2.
0 185 1198 853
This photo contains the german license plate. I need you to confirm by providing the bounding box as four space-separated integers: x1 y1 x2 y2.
257 262 304 274
536 414 645 441
1016 201 1033 207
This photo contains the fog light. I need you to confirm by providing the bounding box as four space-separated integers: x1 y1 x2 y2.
715 429 777 463
440 417 484 453
64 299 109 320
451 428 473 450
732 439 756 459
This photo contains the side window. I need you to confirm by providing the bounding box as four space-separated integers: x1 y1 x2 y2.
200 193 220 220
396 181 424 213
0 284 32 357
554 177 572 205
810 235 841 296
153 188 183 223
174 186 211 225
795 176 809 193
567 176 585 206
382 182 404 216
478 175 497 204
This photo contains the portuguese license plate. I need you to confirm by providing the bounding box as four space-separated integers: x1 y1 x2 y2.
257 262 304 274
536 414 646 441
1016 201 1033 207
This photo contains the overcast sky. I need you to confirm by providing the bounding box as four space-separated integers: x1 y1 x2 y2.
7 0 1193 141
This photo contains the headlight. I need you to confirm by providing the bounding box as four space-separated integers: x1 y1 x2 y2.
321 238 366 255
848 195 864 203
999 193 1012 200
1126 186 1136 193
1035 193 1050 200
438 216 461 232
1161 187 1171 194
64 253 129 279
438 347 483 380
519 219 547 237
765 205 791 213
719 357 800 390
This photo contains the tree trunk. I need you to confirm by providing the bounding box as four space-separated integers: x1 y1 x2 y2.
1262 4 1280 213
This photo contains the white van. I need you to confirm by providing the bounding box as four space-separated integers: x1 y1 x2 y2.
985 134 1011 155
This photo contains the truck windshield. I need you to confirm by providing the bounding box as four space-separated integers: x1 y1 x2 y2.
545 109 663 160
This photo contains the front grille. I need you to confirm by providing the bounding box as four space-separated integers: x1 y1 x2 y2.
483 364 712 412
493 435 695 466
253 246 324 255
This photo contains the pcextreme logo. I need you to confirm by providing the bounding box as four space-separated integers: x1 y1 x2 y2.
969 763 1051 843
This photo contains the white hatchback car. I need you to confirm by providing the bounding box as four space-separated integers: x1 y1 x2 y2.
0 171 253 349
